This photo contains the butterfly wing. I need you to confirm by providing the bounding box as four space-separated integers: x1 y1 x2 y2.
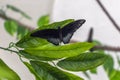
61 19 86 44
31 29 60 45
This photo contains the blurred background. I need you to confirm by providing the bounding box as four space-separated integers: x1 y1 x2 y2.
0 0 120 80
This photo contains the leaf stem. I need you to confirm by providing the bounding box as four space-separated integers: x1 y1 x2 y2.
0 46 19 53
0 46 25 63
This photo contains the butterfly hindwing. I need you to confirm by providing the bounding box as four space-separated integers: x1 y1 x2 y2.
61 19 86 44
31 29 61 45
47 37 60 45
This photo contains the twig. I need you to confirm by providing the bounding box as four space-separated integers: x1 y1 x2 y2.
70 40 120 52
96 0 120 33
0 46 18 53
94 45 120 52
0 46 24 62
0 13 35 31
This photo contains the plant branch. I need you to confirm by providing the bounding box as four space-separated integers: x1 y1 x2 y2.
94 45 120 52
0 46 18 53
70 40 120 52
96 0 120 33
0 13 35 31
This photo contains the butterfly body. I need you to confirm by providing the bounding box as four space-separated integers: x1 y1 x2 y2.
31 19 86 45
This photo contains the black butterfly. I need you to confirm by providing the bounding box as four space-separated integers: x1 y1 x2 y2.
31 19 86 45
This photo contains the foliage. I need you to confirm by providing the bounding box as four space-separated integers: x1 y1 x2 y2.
0 59 20 80
37 15 50 27
0 16 108 80
4 20 18 36
30 61 83 80
82 40 120 80
4 19 29 39
57 52 107 71
0 4 31 39
110 69 120 80
0 4 118 80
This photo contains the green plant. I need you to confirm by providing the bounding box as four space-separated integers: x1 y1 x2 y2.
0 16 108 80
0 4 119 80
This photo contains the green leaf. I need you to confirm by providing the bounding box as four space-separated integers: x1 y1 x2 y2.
117 56 120 66
37 15 50 27
23 62 41 80
19 50 59 61
90 68 97 74
57 52 107 71
30 61 83 80
7 4 31 19
16 19 75 48
38 19 74 30
0 59 20 80
4 20 18 36
16 35 50 48
103 55 114 76
17 26 29 39
110 69 120 80
25 42 94 58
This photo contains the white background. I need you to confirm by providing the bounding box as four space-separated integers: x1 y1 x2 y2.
0 0 120 80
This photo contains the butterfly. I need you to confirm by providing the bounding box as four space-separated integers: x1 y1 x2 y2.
31 19 86 45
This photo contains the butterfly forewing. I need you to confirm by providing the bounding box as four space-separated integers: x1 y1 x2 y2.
61 19 86 44
31 29 61 45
